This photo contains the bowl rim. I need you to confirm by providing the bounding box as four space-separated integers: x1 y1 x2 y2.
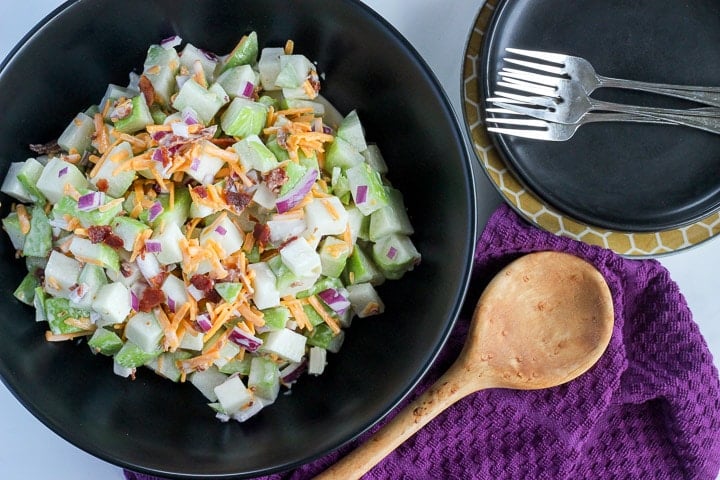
0 0 478 476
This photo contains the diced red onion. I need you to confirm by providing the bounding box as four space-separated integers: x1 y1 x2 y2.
182 108 200 126
200 48 219 62
144 239 163 253
318 288 351 315
68 283 88 304
386 246 398 260
148 201 164 222
151 148 165 163
161 35 182 49
151 130 169 142
228 326 263 352
77 191 105 211
215 225 227 235
280 360 307 384
322 125 333 135
136 253 163 281
167 297 176 313
130 291 139 312
275 168 318 213
57 166 68 178
355 185 368 204
190 157 200 171
171 121 190 138
241 81 254 98
196 313 213 332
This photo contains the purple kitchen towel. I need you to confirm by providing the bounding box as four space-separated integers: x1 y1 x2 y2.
126 204 720 479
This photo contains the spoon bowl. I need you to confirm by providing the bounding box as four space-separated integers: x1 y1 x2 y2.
316 251 614 479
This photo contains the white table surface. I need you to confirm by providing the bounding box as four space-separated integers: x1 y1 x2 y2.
1 1 718 479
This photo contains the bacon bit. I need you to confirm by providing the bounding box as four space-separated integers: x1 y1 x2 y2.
263 167 289 193
253 223 271 247
194 185 209 199
96 178 110 193
138 74 156 106
120 261 134 278
225 191 252 212
29 140 61 155
45 330 94 342
210 137 236 148
104 233 124 249
190 274 214 292
16 205 31 235
307 295 341 334
139 287 166 312
87 225 112 244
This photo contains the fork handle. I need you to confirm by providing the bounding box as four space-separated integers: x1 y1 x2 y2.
589 103 720 135
598 76 720 107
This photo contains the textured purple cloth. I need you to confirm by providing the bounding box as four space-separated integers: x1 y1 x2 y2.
126 204 720 479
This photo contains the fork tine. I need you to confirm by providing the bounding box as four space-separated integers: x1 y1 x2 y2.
491 91 557 108
485 107 526 115
489 101 556 120
485 117 548 127
497 79 557 97
504 58 566 76
487 126 552 140
505 47 567 64
500 68 561 87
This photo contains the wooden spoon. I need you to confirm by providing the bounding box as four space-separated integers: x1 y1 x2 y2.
315 251 614 479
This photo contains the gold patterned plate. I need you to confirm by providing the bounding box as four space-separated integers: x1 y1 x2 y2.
462 0 720 257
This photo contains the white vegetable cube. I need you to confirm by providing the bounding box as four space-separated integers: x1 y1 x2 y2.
68 236 119 272
190 366 228 401
152 222 185 265
258 47 285 91
213 341 241 369
161 274 189 312
275 54 314 88
280 237 321 278
136 251 163 282
248 262 280 309
233 135 278 173
179 330 204 351
58 112 95 154
267 217 307 244
36 157 91 204
252 183 277 210
124 311 163 352
113 361 135 379
106 261 141 288
91 282 132 326
260 328 307 363
89 142 136 197
43 250 82 299
185 140 227 184
190 201 215 219
308 346 327 376
111 216 148 252
347 282 385 318
304 197 349 237
1 162 32 202
200 216 243 255
214 375 254 415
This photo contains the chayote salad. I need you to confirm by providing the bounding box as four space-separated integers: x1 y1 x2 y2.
0 32 420 422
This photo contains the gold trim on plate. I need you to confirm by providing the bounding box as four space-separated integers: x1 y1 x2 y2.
462 0 720 257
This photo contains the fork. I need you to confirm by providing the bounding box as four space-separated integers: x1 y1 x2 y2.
491 78 720 135
503 48 720 107
484 110 701 141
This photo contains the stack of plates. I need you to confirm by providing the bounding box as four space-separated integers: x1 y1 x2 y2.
462 0 720 257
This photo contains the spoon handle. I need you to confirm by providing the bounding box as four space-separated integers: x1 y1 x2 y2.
314 361 478 480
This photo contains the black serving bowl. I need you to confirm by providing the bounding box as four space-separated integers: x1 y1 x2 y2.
0 0 476 477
